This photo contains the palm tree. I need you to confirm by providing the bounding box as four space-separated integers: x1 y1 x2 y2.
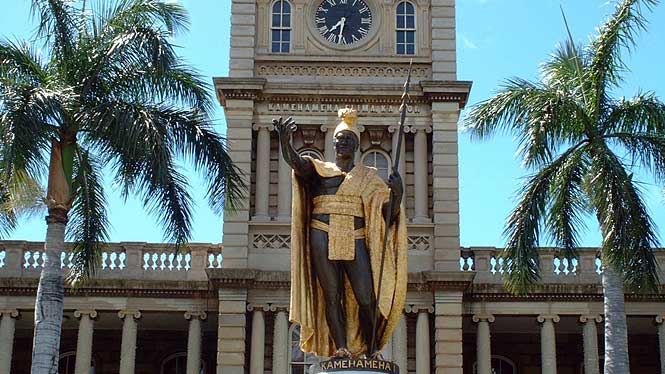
463 0 664 373
0 1 244 372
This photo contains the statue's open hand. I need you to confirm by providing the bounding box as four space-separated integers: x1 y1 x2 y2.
387 170 403 201
273 117 297 141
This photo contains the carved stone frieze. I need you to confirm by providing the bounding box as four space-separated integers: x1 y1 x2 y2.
256 63 431 80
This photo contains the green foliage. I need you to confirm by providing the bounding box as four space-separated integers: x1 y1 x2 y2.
464 0 664 293
0 0 245 280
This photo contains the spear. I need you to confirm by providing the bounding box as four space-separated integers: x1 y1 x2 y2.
369 59 413 356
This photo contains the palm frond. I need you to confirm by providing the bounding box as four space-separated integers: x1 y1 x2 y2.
502 144 587 293
0 181 18 238
546 148 589 256
464 78 589 167
590 145 659 291
81 100 195 247
0 39 48 85
541 38 587 93
588 0 657 110
606 132 665 183
0 83 66 180
67 146 109 284
101 0 190 35
603 92 665 134
31 0 79 59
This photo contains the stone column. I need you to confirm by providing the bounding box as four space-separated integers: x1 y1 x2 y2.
322 125 335 162
393 312 407 372
579 315 602 374
434 292 463 374
74 310 97 374
217 289 248 374
657 315 665 374
248 305 266 374
252 123 273 221
276 140 292 221
416 309 431 374
412 126 431 223
538 314 560 374
0 309 19 374
272 308 289 374
118 310 141 374
185 311 207 374
389 125 407 207
472 314 494 374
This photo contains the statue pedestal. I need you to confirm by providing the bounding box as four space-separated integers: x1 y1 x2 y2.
311 358 399 374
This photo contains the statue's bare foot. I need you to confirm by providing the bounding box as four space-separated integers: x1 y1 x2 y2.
332 347 352 360
370 351 384 361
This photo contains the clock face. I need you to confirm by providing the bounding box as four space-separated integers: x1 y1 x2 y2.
315 0 373 46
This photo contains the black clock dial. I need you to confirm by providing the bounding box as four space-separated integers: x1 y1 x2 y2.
315 0 373 46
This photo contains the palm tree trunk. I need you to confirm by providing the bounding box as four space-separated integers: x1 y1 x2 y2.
31 213 66 374
602 265 630 374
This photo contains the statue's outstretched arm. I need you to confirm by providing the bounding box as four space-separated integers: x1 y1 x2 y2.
273 117 313 178
382 170 403 224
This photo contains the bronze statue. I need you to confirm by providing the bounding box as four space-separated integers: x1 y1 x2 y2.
276 108 408 359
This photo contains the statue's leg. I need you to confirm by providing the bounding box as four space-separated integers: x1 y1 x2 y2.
310 228 347 350
343 239 377 354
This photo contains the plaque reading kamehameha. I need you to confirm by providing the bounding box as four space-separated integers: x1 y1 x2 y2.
312 358 399 374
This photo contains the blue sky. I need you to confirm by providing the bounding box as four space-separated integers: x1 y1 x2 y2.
1 0 664 247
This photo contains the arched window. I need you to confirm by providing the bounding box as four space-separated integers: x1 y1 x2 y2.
473 355 517 374
59 352 95 374
289 324 320 374
271 0 292 53
395 1 416 55
161 352 206 374
361 149 391 180
298 148 324 160
59 352 76 374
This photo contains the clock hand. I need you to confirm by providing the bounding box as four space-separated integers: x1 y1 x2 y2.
338 17 346 41
329 19 343 32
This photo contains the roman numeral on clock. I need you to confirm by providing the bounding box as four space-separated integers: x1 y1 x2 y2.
326 0 336 6
316 17 325 24
317 6 328 13
361 17 371 24
326 33 336 42
340 0 348 4
358 27 369 36
358 6 369 13
318 25 328 34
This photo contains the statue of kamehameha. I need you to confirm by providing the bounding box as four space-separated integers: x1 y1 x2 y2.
274 107 408 359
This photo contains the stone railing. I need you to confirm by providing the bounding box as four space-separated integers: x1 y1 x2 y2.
0 241 223 282
459 246 665 285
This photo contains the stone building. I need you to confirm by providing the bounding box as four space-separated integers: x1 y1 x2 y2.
0 0 664 373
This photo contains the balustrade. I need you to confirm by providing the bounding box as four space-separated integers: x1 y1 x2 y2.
0 241 222 281
462 247 665 285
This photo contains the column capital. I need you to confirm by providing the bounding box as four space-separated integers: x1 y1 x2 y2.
472 314 495 323
0 309 19 319
579 315 602 324
388 124 410 134
184 311 207 321
74 310 98 320
656 315 665 324
247 303 271 312
404 304 434 313
118 310 142 320
252 123 275 131
537 314 560 323
408 125 433 134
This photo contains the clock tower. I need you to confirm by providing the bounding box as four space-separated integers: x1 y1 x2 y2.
213 0 471 372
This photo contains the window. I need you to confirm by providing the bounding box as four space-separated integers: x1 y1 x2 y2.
290 324 320 374
473 355 517 374
161 353 206 374
361 150 391 180
395 1 416 55
271 0 291 53
298 148 323 160
59 352 96 374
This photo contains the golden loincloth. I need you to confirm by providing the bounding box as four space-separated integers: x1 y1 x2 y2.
312 194 364 260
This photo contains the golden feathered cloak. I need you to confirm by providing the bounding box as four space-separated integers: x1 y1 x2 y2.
289 157 408 357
